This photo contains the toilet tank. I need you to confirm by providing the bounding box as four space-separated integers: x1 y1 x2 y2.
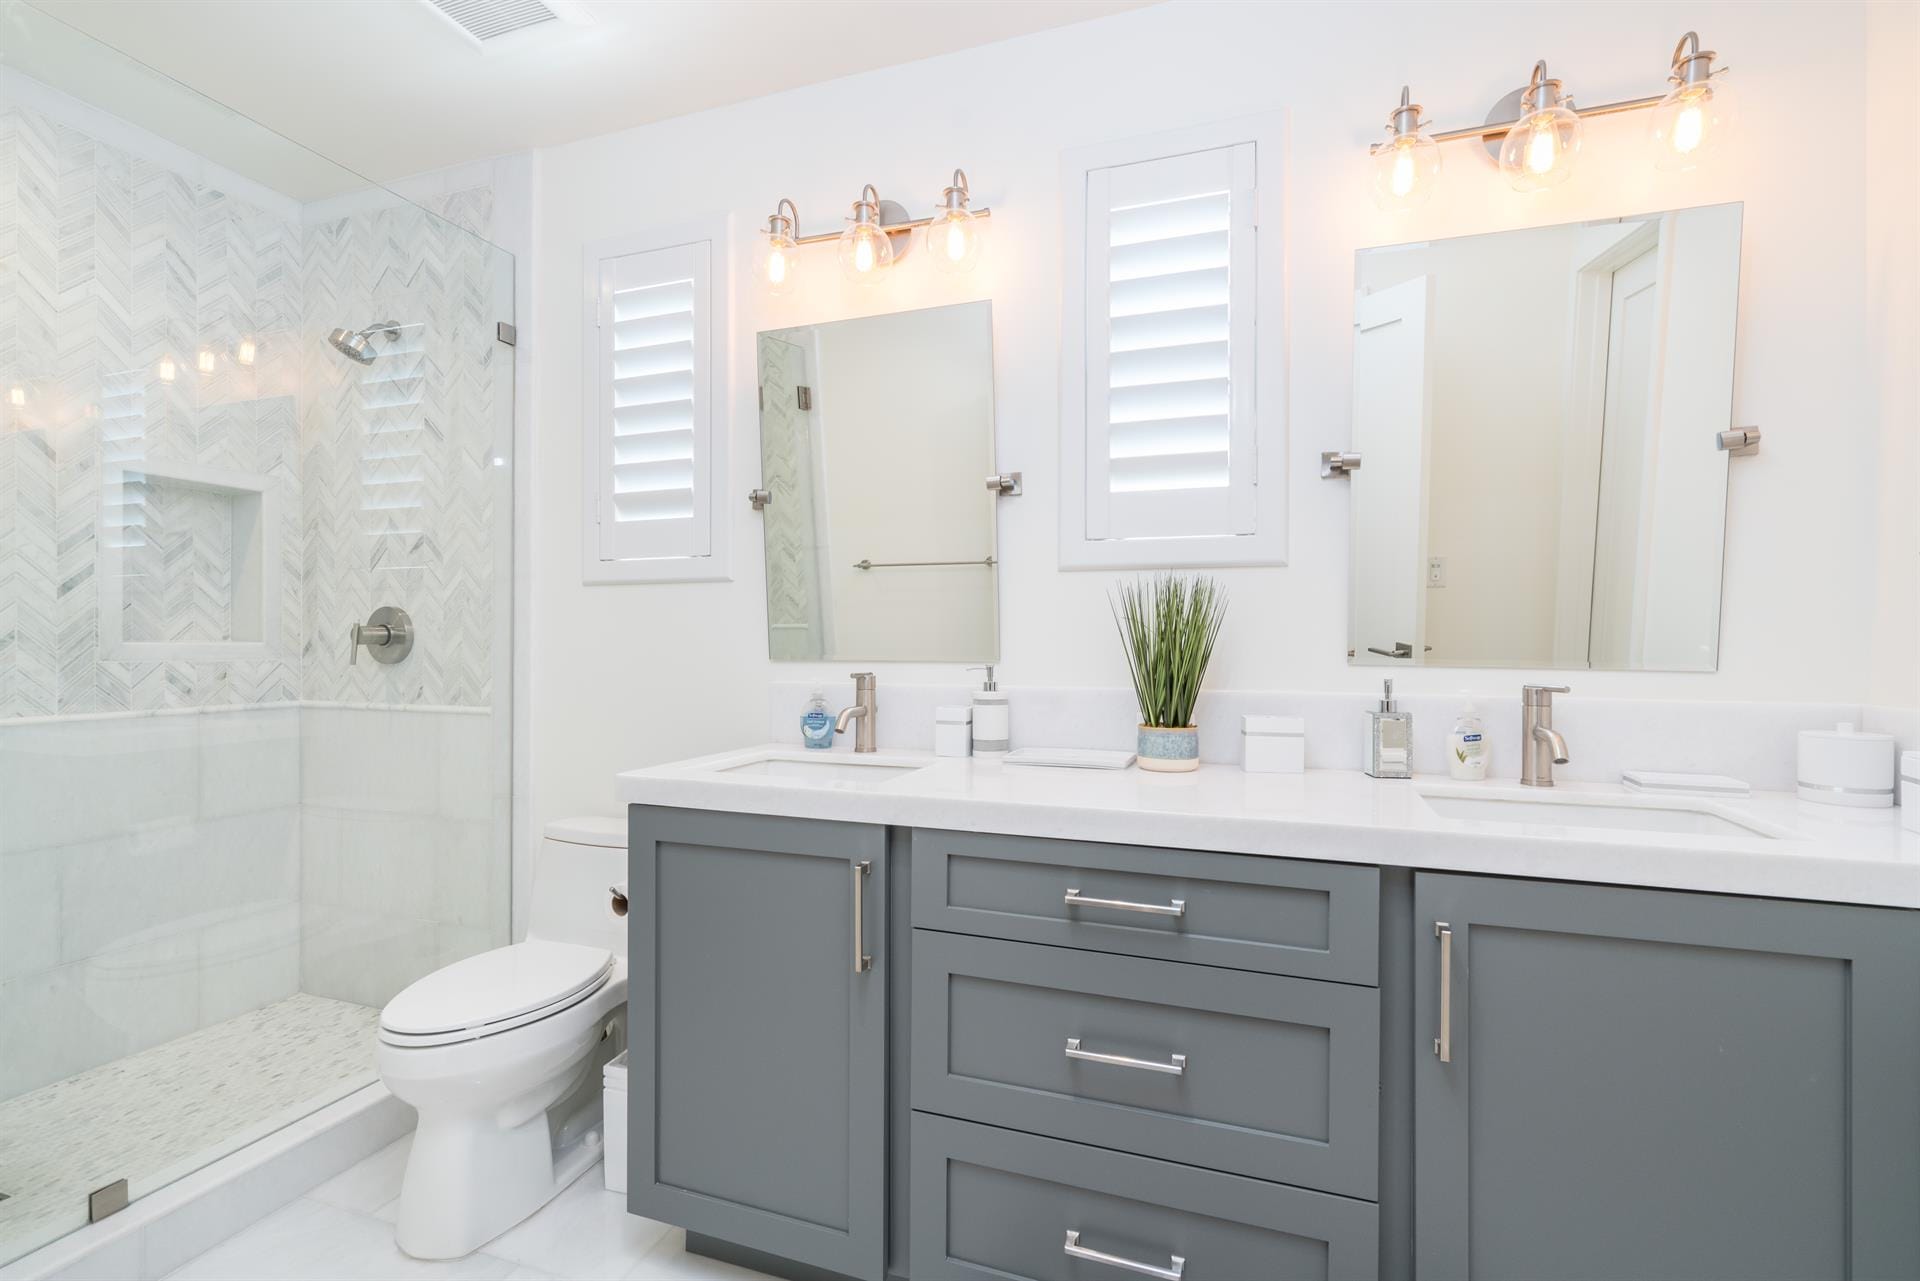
529 816 628 957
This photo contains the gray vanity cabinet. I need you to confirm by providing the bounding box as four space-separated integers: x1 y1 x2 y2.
626 807 889 1281
1411 872 1920 1281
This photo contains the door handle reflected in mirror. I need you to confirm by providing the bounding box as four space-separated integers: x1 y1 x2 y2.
1366 641 1430 659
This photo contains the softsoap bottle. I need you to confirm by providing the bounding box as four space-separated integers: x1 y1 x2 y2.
1364 678 1413 779
801 690 834 750
1447 696 1488 781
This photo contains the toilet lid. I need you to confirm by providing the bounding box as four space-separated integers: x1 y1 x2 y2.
380 940 613 1037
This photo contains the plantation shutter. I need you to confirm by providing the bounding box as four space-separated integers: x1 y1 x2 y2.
1083 143 1257 543
595 240 712 562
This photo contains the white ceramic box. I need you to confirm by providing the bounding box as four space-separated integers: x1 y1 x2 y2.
935 706 973 758
1242 714 1305 774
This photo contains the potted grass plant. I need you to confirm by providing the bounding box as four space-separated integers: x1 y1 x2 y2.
1112 574 1227 772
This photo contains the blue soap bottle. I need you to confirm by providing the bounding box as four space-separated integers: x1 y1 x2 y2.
801 691 834 750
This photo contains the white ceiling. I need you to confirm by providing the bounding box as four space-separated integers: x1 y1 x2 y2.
31 0 1155 193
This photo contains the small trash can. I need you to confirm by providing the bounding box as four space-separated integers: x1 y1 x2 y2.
603 1050 628 1193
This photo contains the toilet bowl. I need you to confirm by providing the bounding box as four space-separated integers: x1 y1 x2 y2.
376 816 629 1260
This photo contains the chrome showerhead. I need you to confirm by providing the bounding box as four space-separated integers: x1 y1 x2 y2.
326 320 401 365
327 327 375 364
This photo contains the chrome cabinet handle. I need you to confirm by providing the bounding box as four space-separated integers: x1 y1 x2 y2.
852 861 872 974
1064 1230 1184 1281
1434 921 1452 1062
1063 889 1186 918
1064 1038 1186 1076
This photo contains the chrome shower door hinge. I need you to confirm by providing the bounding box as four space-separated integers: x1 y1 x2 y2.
797 385 812 411
748 489 772 511
1321 451 1362 478
495 321 517 347
985 472 1023 496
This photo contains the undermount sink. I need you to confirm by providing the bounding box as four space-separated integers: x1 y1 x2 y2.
1417 788 1779 839
710 752 923 788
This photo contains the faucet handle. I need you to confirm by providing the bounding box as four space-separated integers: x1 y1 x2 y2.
850 672 875 689
1522 684 1571 704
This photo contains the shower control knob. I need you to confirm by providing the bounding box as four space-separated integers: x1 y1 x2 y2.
349 606 414 666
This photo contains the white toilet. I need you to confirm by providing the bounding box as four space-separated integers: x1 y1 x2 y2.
377 816 629 1260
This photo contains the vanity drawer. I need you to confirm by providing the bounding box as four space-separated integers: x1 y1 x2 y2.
911 829 1378 984
910 1113 1379 1281
912 931 1379 1199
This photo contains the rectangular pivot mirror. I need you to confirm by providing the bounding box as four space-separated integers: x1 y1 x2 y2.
757 301 999 662
1347 202 1742 672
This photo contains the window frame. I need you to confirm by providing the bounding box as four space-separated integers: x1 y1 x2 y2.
580 217 733 585
1058 113 1289 570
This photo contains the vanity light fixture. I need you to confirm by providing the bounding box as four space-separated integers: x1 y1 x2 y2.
1648 32 1731 170
756 173 994 292
1371 88 1442 210
1371 31 1730 205
925 169 985 274
1497 61 1582 192
758 198 801 297
837 184 898 284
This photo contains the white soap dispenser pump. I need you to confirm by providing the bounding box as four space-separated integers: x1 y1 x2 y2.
968 665 1010 757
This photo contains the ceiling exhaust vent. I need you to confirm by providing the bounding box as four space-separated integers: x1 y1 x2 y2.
422 0 565 46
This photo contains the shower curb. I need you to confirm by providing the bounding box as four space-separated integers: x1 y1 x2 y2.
0 1084 413 1281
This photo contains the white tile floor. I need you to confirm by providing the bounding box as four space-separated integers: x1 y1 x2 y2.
158 1137 778 1281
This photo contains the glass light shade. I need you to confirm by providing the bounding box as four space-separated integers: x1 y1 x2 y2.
1648 77 1731 171
836 219 895 284
924 208 984 274
758 230 800 296
1371 132 1442 210
1498 105 1582 191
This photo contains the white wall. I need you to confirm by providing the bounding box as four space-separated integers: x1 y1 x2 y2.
527 0 1918 824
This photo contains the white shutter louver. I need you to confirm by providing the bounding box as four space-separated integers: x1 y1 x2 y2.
595 240 713 564
1086 144 1256 543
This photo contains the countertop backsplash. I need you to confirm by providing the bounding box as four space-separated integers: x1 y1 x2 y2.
770 682 1914 796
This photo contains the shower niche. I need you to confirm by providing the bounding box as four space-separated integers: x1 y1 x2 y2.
97 459 285 660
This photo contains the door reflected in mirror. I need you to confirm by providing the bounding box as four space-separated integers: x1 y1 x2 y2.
757 301 999 662
1348 202 1742 672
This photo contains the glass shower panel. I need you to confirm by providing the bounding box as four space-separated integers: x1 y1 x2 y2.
0 5 515 1263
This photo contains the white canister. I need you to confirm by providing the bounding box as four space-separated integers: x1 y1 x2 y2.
1243 714 1305 774
935 705 973 758
1902 752 1920 833
1796 723 1896 808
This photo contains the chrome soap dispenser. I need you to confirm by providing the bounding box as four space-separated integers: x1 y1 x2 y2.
1365 678 1413 779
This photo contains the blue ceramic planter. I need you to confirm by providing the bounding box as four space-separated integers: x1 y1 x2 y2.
1136 724 1200 772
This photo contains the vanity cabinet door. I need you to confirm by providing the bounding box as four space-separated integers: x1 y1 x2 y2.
1412 873 1920 1281
628 806 888 1281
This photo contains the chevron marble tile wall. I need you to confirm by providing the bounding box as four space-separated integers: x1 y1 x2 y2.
0 91 512 1086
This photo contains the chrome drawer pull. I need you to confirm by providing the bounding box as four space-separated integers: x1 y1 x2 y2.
1063 889 1186 918
1064 1037 1187 1076
1064 1230 1185 1281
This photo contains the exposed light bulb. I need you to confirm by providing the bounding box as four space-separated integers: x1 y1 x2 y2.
1497 64 1581 192
196 348 217 375
157 356 177 383
1525 123 1558 175
758 200 801 297
1370 90 1441 212
237 338 257 366
836 186 898 285
1649 33 1730 172
926 171 985 275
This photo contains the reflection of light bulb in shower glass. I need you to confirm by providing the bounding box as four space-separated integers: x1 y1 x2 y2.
197 349 216 375
157 356 177 382
9 386 25 407
237 337 257 366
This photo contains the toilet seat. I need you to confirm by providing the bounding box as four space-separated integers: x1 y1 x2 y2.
379 940 614 1048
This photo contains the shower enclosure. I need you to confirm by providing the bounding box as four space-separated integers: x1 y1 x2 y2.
0 7 516 1263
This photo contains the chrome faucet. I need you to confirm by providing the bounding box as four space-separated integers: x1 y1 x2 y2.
1520 684 1571 787
835 673 878 753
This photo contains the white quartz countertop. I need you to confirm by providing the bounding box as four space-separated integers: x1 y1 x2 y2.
616 745 1920 910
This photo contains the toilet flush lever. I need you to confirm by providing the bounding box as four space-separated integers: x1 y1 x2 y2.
349 606 414 666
